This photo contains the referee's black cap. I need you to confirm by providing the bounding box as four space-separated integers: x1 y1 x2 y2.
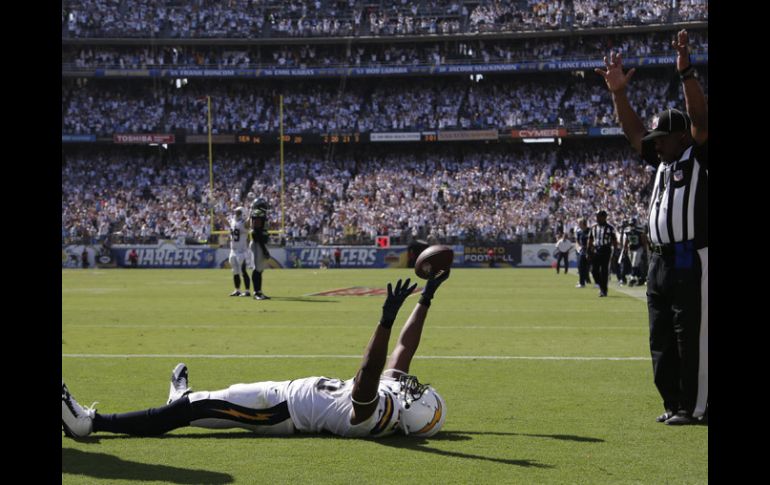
642 109 692 141
596 209 607 217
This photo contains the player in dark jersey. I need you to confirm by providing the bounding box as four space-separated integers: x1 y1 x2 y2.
249 198 271 300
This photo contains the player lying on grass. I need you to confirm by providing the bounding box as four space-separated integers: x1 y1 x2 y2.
63 272 450 439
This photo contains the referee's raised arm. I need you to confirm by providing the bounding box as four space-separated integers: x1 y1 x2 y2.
594 51 646 154
673 29 708 145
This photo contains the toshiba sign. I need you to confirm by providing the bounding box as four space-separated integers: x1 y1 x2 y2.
113 134 176 144
511 128 567 138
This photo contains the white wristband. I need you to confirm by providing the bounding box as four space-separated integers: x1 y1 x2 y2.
351 393 379 406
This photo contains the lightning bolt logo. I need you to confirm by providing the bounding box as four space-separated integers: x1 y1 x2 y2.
213 408 274 421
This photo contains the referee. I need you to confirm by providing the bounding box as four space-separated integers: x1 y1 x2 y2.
595 29 707 425
587 210 617 297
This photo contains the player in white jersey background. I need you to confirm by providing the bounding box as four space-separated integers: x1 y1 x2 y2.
63 271 451 439
228 206 254 297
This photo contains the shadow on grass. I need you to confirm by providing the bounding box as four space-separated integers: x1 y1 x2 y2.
69 429 605 469
62 448 233 484
373 432 555 468
267 297 340 303
448 430 605 443
74 430 340 442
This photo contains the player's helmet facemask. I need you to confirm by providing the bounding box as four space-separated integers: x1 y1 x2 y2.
395 374 446 437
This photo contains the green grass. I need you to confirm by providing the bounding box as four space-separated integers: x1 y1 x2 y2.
62 268 707 484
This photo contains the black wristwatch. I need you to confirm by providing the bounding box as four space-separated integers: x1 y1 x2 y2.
679 64 698 81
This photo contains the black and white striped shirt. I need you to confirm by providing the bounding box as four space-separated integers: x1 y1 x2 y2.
643 140 708 248
589 223 616 250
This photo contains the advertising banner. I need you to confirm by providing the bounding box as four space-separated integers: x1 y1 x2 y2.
215 248 285 269
99 69 151 77
370 132 421 142
86 55 706 79
438 129 498 141
511 128 568 138
588 127 624 136
520 244 577 267
462 243 522 267
62 134 96 142
186 134 236 144
163 69 254 77
285 246 409 268
113 134 176 144
111 243 217 268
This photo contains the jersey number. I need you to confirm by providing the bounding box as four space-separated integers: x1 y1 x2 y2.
315 378 344 394
230 228 240 242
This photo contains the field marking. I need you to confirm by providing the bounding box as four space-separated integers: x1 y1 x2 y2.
62 306 641 313
64 324 644 330
61 288 118 294
616 285 648 302
62 353 647 361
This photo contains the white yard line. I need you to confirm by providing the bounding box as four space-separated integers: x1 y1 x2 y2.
62 353 647 361
64 324 643 330
615 285 649 302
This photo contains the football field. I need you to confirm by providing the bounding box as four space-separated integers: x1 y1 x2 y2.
62 268 707 484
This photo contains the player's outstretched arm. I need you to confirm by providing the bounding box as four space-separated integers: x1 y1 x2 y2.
385 270 450 376
350 278 417 424
595 51 646 154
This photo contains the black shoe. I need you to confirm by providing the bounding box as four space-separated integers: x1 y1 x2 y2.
598 292 607 297
665 411 697 426
656 411 675 423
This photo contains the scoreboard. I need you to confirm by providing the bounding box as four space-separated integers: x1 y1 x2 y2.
236 133 362 145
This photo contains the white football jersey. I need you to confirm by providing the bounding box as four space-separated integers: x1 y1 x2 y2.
286 376 402 438
229 218 249 252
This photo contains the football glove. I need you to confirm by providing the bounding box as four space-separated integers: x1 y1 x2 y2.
380 278 417 329
419 269 450 307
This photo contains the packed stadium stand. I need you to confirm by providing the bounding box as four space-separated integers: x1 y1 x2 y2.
61 0 708 247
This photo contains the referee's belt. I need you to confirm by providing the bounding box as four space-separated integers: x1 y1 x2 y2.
649 244 675 256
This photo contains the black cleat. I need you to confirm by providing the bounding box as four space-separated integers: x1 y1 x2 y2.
665 411 698 426
656 411 675 423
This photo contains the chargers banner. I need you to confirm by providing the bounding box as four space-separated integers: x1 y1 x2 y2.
286 246 409 268
111 243 218 268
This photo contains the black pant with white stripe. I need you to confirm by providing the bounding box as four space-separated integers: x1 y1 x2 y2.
646 245 708 419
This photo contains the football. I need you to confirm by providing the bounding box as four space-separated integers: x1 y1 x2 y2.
414 245 454 279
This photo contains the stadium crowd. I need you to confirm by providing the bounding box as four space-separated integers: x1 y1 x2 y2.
62 142 651 247
62 31 708 70
60 0 707 248
62 70 707 135
62 0 707 38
